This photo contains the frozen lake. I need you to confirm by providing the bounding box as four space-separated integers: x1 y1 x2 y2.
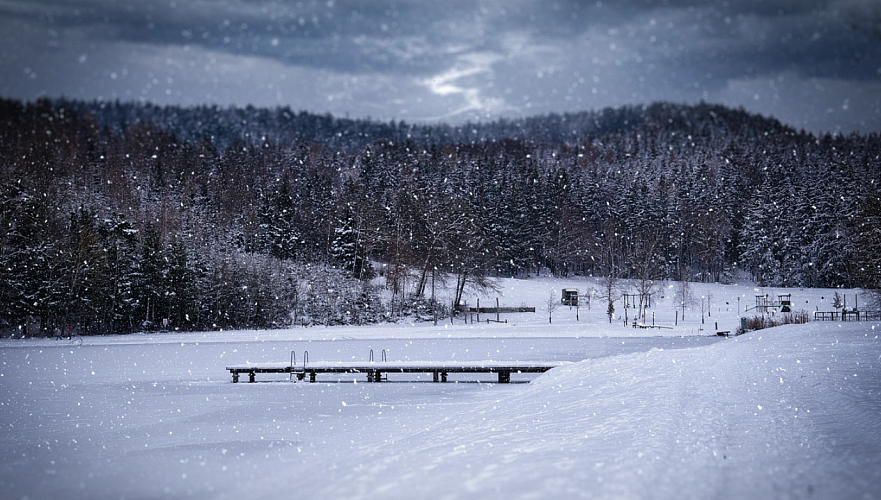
1 334 721 499
2 279 878 499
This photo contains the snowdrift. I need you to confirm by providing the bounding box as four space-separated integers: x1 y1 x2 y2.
250 322 881 500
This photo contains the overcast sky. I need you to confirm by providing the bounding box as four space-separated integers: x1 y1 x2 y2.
1 0 880 134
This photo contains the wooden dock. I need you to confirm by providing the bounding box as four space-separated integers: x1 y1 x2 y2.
226 360 569 384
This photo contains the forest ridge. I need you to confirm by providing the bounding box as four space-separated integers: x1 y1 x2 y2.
1 98 879 335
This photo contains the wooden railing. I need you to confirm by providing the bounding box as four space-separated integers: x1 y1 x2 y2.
813 310 881 321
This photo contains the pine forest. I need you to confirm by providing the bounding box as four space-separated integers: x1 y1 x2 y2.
1 97 880 335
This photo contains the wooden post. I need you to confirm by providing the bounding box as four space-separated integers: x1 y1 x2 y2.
496 297 500 323
675 310 679 326
477 298 480 323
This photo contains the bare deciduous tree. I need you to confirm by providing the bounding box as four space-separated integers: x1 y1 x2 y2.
545 291 560 324
675 279 696 322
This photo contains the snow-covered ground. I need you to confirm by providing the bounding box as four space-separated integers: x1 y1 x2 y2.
1 277 879 499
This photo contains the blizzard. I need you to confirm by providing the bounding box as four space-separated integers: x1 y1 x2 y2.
1 278 880 499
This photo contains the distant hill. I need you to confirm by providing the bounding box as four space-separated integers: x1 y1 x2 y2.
53 98 796 150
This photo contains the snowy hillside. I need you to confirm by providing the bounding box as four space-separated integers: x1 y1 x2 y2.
0 279 879 499
277 323 881 500
5 98 879 338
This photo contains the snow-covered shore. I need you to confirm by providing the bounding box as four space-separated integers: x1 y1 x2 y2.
1 279 879 499
273 322 880 500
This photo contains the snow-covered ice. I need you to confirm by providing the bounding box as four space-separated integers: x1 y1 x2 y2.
1 278 879 499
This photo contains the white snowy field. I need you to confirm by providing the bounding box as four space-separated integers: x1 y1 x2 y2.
1 278 880 499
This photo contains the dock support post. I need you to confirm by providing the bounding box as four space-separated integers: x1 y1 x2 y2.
249 371 255 383
498 371 511 383
232 372 239 383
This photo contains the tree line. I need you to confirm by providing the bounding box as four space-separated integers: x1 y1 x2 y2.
1 97 879 336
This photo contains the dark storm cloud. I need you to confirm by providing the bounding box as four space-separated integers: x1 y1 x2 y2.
0 0 467 73
1 0 879 133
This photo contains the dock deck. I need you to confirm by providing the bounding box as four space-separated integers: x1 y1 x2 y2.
226 360 570 384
